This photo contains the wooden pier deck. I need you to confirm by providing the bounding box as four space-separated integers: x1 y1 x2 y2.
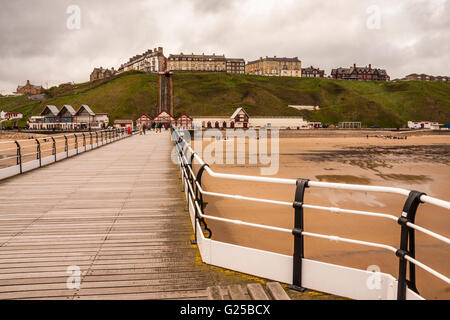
0 132 267 300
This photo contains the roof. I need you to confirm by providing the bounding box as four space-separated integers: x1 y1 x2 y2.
114 119 134 124
302 66 324 72
331 65 388 76
153 110 175 119
76 105 96 116
136 114 152 120
247 57 300 65
58 105 76 116
230 107 249 119
40 105 59 116
168 53 226 61
226 58 245 62
17 80 43 90
177 113 193 120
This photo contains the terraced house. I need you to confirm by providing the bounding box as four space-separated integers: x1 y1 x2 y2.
245 56 302 77
331 64 389 81
167 53 227 72
118 47 166 74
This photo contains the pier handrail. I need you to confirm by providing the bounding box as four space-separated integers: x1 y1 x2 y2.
173 129 450 300
0 128 130 180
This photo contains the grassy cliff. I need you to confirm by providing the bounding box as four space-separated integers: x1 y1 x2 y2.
1 72 449 128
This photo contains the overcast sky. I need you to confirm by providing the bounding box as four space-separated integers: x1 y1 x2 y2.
0 0 449 94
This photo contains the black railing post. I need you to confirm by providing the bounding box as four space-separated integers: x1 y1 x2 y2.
14 141 22 174
75 135 78 154
51 137 56 162
64 135 68 157
35 139 42 167
190 163 212 245
396 190 426 300
289 178 309 292
82 133 86 150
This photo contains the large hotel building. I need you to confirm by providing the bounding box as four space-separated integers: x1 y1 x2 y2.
245 56 302 77
167 53 227 72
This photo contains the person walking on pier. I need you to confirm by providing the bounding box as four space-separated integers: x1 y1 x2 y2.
143 124 147 135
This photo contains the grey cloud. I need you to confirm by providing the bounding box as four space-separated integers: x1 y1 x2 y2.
0 0 449 94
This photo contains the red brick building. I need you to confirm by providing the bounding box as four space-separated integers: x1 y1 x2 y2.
302 66 325 78
331 64 389 81
16 80 44 95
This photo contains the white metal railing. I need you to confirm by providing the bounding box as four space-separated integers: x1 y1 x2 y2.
173 129 450 300
0 128 131 180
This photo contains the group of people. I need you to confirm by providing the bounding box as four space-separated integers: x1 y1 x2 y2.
138 122 165 135
367 134 408 140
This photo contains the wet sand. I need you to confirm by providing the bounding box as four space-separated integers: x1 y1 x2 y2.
193 130 450 299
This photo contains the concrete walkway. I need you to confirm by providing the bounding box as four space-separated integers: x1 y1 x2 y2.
0 132 265 299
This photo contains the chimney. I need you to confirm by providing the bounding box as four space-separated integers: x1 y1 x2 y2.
369 64 372 70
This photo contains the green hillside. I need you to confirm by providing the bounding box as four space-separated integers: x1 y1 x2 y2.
1 72 450 128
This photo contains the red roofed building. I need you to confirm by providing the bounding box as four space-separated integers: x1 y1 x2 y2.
136 114 152 127
331 64 389 81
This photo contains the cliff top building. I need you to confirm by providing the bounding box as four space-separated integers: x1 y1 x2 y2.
167 53 227 72
90 67 116 82
16 80 44 95
331 64 389 81
403 73 449 82
245 56 302 77
226 58 245 74
118 47 166 74
302 66 325 78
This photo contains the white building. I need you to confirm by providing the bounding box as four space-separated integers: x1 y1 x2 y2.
118 47 166 73
0 111 23 120
193 107 309 129
408 121 440 130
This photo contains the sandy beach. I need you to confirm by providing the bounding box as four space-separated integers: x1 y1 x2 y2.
192 130 450 299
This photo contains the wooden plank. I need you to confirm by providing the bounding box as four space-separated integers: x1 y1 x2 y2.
247 283 270 300
207 286 223 300
227 284 251 300
266 282 291 300
0 133 262 300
